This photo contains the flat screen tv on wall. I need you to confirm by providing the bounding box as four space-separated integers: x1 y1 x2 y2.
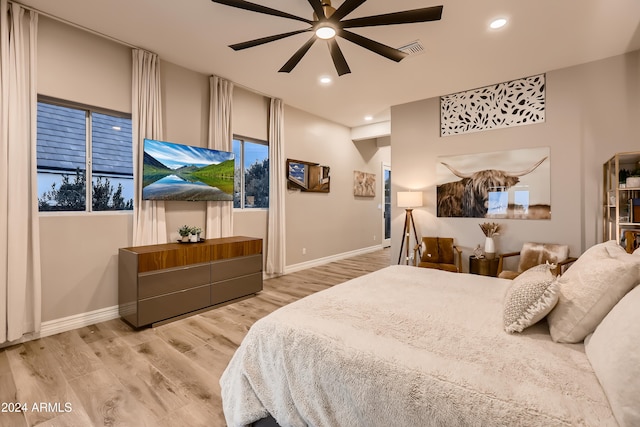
142 138 234 201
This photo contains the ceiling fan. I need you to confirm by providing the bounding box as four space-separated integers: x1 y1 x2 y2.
211 0 443 76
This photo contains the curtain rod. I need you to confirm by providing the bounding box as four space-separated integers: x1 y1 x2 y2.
226 79 276 101
10 1 275 101
11 1 146 51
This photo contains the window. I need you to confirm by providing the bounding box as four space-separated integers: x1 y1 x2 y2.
232 137 269 209
36 98 133 212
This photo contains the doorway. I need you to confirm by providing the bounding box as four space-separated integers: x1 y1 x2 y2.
382 163 391 248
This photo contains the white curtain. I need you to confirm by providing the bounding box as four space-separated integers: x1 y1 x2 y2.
0 0 41 343
132 49 166 245
206 75 233 238
266 98 286 275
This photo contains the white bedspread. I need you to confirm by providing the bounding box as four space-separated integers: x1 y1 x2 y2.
220 265 616 427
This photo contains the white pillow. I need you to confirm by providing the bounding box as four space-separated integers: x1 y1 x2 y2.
585 284 640 427
503 263 558 333
547 240 640 343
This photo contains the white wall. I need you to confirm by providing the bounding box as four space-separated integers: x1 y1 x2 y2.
234 86 269 141
390 50 640 272
38 16 131 113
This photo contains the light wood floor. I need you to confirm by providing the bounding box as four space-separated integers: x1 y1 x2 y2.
0 248 391 427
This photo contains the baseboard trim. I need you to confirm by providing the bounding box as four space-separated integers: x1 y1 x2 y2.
1 305 121 349
284 244 383 274
41 305 121 338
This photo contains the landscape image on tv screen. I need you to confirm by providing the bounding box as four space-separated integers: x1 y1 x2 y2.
142 139 234 201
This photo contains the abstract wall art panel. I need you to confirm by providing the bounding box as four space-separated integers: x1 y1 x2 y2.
440 74 545 136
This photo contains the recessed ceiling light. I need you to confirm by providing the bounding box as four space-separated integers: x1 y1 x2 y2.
490 18 507 29
364 115 373 121
319 76 332 85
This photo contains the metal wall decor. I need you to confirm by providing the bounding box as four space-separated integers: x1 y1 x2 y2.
440 74 545 136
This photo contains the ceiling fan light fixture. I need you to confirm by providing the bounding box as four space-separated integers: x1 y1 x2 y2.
315 25 336 40
490 18 507 29
211 0 444 75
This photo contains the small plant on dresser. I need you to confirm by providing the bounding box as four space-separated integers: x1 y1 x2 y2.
178 225 192 242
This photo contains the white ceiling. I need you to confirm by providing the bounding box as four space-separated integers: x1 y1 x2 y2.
17 0 640 128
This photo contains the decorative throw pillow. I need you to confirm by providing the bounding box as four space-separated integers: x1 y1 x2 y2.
503 263 558 333
547 240 640 343
585 284 640 427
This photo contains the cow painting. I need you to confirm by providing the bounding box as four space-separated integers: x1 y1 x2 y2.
437 156 549 219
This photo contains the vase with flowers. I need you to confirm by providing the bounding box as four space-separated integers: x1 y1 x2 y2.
479 222 501 260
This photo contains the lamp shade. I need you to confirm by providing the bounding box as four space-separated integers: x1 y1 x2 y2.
397 191 423 208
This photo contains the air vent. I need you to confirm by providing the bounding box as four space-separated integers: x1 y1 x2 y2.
397 40 425 56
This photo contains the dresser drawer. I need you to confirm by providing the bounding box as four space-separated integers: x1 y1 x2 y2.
211 255 262 282
211 272 262 305
138 284 210 326
138 263 210 299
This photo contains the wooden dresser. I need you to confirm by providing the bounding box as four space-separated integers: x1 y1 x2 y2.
119 236 263 327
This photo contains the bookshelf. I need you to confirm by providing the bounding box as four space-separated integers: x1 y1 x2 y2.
603 152 640 252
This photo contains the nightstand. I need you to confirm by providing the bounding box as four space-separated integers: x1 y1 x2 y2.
469 255 499 277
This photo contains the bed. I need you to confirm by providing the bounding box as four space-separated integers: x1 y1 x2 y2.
220 241 640 427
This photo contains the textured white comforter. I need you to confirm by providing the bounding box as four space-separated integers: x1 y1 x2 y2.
220 265 616 427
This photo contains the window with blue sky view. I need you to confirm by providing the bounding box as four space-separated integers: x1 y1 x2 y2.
232 137 269 209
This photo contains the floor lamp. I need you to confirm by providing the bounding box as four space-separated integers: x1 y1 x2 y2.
397 191 423 265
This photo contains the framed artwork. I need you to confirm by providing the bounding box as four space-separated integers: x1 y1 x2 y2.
353 171 376 197
436 147 550 219
287 159 330 193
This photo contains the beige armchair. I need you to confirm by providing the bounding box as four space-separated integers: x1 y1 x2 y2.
497 242 577 279
414 237 462 273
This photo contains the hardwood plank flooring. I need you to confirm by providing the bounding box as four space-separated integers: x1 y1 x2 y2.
0 248 390 426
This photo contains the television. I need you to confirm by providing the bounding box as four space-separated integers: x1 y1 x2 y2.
142 138 235 201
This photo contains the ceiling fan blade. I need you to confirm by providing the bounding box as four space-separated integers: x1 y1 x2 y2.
211 0 311 24
327 39 351 76
306 0 325 20
230 29 312 50
330 0 367 22
339 29 407 62
341 5 443 28
279 36 317 73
